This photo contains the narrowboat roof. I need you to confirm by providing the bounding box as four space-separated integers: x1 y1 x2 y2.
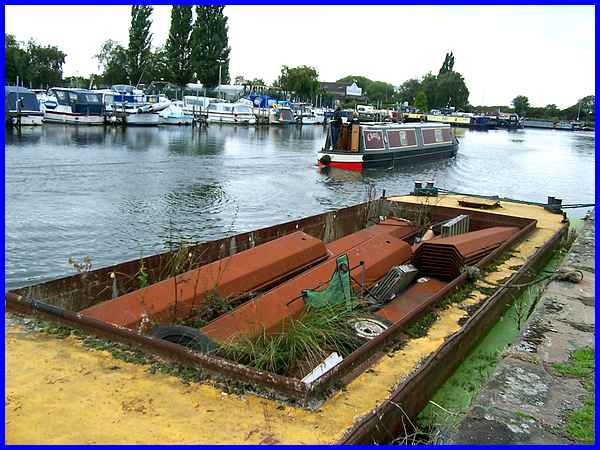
358 121 452 129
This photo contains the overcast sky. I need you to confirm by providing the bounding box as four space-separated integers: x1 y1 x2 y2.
5 5 595 108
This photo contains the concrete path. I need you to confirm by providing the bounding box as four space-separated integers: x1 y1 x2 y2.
448 210 594 444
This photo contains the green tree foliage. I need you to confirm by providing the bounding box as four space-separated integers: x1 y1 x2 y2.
336 75 372 92
278 65 320 101
96 39 129 86
438 51 455 75
146 46 170 83
419 72 438 110
5 34 29 85
512 95 530 117
191 5 231 87
128 5 153 86
22 40 66 88
63 75 90 89
414 90 428 112
561 95 595 122
436 71 469 109
7 35 67 88
367 81 396 104
336 75 396 105
165 5 193 86
397 78 421 104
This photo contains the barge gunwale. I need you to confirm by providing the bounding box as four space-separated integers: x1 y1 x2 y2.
5 197 545 406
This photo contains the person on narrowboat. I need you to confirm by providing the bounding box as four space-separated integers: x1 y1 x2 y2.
330 105 343 149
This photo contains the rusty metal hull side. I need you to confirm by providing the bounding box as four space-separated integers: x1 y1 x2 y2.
338 221 568 444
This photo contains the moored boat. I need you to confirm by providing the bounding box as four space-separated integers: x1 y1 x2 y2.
42 88 104 125
317 122 458 171
108 85 163 126
206 102 256 124
159 101 193 125
5 86 44 126
269 104 295 124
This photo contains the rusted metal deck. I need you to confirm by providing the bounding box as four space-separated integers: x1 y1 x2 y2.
5 194 568 444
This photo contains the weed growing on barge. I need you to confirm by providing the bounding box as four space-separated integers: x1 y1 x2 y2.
221 303 365 376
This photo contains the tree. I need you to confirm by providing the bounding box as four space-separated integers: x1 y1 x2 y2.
234 75 246 85
191 5 231 87
336 75 372 92
420 72 438 110
146 46 170 83
5 34 29 85
561 95 595 122
96 39 129 86
165 5 193 86
26 40 66 88
436 71 469 109
278 65 320 101
367 80 396 105
128 5 153 86
414 90 428 112
397 78 421 104
512 95 530 117
438 51 455 76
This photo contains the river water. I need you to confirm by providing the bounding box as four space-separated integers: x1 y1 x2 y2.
5 124 595 289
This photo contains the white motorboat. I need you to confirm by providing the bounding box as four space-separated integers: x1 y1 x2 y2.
206 102 256 125
294 104 325 125
108 85 161 126
42 88 105 125
159 101 193 125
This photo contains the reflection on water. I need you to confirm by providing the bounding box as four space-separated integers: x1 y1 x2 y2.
5 124 595 288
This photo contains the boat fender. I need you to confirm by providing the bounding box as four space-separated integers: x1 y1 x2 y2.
150 325 218 353
319 154 331 165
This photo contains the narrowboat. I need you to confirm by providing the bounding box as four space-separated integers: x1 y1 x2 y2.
5 188 570 444
206 102 256 124
4 85 44 126
317 122 458 171
42 88 105 125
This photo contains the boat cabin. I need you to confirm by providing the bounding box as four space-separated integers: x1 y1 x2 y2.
46 88 103 115
5 86 41 114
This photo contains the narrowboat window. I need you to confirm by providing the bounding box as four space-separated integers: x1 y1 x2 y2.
364 130 385 150
387 129 415 148
399 130 407 146
434 129 443 142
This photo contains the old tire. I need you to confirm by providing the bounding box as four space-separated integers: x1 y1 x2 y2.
150 325 218 354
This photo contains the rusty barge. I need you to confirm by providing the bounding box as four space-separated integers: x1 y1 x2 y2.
5 188 569 444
